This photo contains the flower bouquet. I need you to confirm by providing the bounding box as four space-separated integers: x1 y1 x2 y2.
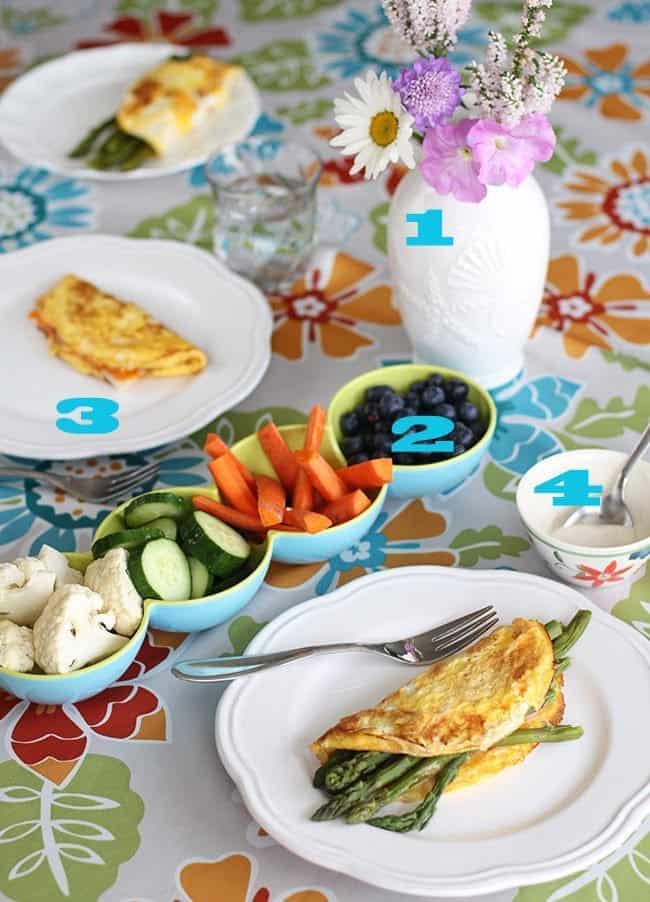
331 0 566 202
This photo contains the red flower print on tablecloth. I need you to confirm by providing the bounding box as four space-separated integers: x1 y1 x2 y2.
575 561 634 588
0 629 188 785
76 10 230 51
535 254 650 357
269 250 400 360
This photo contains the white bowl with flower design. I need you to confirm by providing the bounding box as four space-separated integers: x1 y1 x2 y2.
516 449 650 589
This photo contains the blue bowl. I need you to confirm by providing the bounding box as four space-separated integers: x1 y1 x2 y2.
327 364 496 499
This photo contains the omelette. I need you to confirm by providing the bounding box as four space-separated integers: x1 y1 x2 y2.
30 275 207 386
117 55 242 156
312 619 555 762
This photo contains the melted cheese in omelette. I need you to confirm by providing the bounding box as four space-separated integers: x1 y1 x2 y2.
117 55 241 156
30 275 207 386
311 619 554 761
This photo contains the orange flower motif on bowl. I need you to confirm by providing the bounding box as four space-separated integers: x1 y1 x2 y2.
559 43 650 120
269 250 400 360
536 254 650 357
575 561 634 588
76 9 230 50
557 148 650 257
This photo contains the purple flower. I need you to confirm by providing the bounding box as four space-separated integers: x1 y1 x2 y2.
393 57 462 130
467 114 556 187
420 119 487 203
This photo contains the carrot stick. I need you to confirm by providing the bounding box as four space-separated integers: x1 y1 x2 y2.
192 496 265 533
257 422 298 492
203 433 257 490
293 467 313 511
320 490 371 525
337 458 393 489
203 432 220 454
256 474 286 527
209 455 258 517
304 405 326 453
295 451 346 502
283 508 332 533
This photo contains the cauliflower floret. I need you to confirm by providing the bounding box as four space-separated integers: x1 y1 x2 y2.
37 545 83 588
84 548 142 637
0 619 34 672
33 585 129 674
0 559 55 627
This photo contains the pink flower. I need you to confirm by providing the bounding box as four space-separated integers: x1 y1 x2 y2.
420 119 487 203
467 114 555 187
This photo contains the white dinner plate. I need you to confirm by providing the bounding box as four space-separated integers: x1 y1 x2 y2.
0 44 261 180
0 235 271 460
216 566 650 898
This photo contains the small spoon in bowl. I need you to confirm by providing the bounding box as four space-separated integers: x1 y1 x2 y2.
563 425 650 529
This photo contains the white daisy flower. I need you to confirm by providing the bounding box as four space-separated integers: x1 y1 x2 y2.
330 70 415 180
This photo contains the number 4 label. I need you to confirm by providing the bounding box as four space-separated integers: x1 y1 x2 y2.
533 469 603 507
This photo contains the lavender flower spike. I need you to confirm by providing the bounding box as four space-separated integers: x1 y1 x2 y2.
393 57 462 129
382 0 472 55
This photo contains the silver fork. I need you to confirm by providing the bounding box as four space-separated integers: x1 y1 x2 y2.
172 605 498 683
0 462 160 504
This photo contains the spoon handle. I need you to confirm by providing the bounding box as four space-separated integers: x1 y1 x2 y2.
618 424 650 492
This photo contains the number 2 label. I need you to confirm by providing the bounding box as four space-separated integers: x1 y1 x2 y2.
56 398 120 435
391 416 454 453
533 469 603 507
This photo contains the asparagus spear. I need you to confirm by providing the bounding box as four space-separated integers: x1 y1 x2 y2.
324 751 392 792
69 116 116 158
343 725 583 824
119 143 154 171
553 610 591 660
312 755 416 821
555 656 571 674
369 753 470 833
544 619 563 640
313 750 353 789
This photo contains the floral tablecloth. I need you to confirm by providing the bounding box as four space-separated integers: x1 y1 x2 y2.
0 1 649 900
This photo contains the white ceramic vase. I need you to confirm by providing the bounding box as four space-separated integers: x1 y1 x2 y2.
387 168 550 389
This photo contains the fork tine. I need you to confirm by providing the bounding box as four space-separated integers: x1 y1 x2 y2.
427 609 497 646
418 606 495 642
95 469 161 503
108 462 159 489
433 616 499 658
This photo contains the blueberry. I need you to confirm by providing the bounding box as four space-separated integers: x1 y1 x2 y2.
457 401 479 425
470 420 485 439
361 402 381 426
426 372 444 387
379 392 404 421
444 379 469 403
372 432 393 456
340 410 360 436
449 442 467 457
348 453 369 464
362 432 376 451
403 391 420 410
409 379 428 394
393 452 416 465
399 405 418 421
366 384 393 403
453 422 475 448
341 435 364 457
420 384 445 410
432 402 457 421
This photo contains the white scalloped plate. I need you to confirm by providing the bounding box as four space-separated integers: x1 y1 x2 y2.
0 43 261 181
0 235 271 459
216 566 650 898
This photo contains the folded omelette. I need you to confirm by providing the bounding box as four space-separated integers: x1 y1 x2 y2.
312 619 555 771
30 275 207 386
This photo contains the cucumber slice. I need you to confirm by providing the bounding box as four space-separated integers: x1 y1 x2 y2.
92 526 164 559
124 492 191 528
146 517 178 541
180 511 251 577
128 538 191 601
188 556 212 598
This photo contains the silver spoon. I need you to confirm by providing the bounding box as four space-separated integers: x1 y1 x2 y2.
563 425 650 528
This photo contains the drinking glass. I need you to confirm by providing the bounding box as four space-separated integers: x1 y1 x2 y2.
205 139 322 293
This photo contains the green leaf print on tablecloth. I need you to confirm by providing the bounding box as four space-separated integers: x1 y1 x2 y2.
234 41 330 91
223 615 269 656
514 830 650 901
1 5 65 32
129 195 214 251
565 387 650 439
0 755 143 902
370 201 389 255
276 98 333 124
241 0 342 20
116 0 220 25
541 125 598 176
601 349 650 374
475 0 591 45
613 562 650 639
191 406 307 450
449 526 530 566
483 462 521 502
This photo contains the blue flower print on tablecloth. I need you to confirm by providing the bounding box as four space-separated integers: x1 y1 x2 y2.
316 4 486 79
490 375 583 475
608 1 650 23
187 114 285 188
0 167 94 252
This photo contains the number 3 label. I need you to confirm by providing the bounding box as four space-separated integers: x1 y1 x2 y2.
56 398 120 434
391 415 454 453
